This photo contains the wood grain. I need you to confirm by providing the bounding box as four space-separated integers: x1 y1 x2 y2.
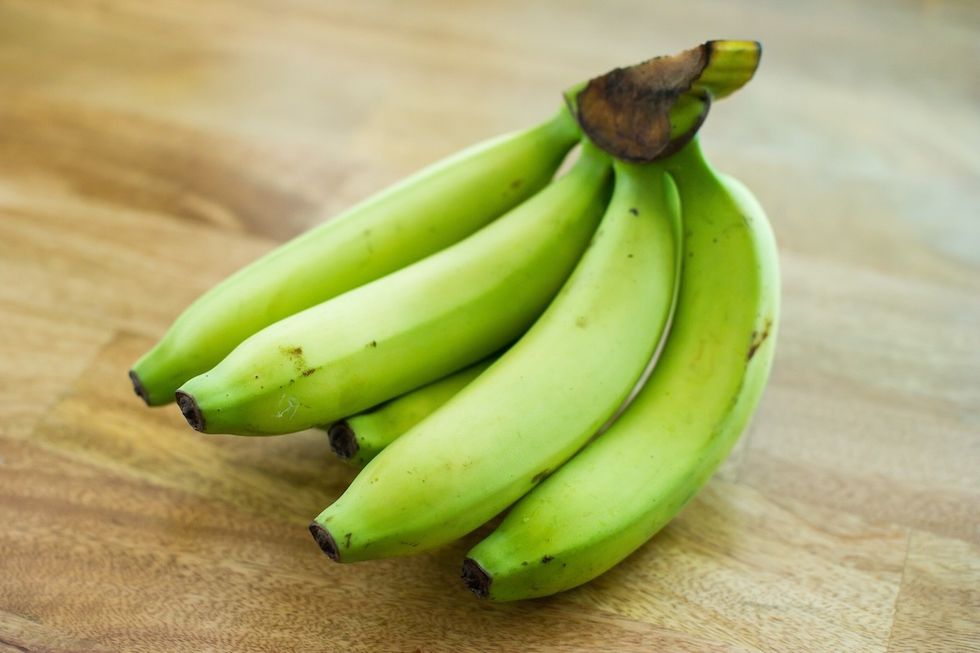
741 253 980 543
563 482 908 653
1 0 978 651
0 302 109 440
0 610 106 653
888 531 980 652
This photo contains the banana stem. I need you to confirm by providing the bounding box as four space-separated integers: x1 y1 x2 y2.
563 40 761 162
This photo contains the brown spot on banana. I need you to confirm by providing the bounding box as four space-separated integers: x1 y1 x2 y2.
747 317 773 361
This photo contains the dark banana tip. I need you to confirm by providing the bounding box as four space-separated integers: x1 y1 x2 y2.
309 522 340 562
128 370 150 405
175 391 204 431
461 558 492 599
327 421 359 460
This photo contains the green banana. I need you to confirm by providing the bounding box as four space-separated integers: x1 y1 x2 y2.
308 156 681 562
462 139 780 601
129 108 579 406
175 142 612 435
328 356 497 467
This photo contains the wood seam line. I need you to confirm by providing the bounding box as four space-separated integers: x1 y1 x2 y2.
884 528 914 653
548 599 747 650
19 329 117 444
0 633 32 653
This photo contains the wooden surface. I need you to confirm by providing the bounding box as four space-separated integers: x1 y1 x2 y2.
1 1 978 651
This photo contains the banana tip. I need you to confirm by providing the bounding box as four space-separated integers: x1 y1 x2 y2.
327 421 359 460
461 558 491 599
175 391 204 431
309 522 340 562
128 370 150 405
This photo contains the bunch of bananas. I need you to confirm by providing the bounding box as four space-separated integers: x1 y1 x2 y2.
131 40 779 601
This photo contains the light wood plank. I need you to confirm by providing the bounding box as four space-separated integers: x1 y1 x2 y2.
2 371 745 652
742 253 980 543
0 610 106 653
560 481 909 653
1 0 978 650
0 301 110 440
888 531 980 652
0 171 275 340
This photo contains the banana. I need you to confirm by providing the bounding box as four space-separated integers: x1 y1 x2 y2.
175 142 612 435
308 156 681 562
128 108 579 406
462 138 780 601
328 356 497 467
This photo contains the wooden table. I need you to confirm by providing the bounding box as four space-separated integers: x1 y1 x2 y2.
2 1 978 651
